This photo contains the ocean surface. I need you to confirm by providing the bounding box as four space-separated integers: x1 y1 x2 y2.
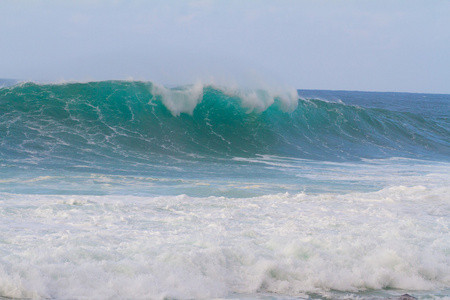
0 80 449 299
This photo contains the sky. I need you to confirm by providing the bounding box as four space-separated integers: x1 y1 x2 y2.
1 0 449 93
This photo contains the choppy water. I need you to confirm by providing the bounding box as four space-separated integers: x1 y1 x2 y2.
0 80 449 299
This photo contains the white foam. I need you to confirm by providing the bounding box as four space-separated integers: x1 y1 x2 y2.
150 80 299 116
1 185 449 299
150 82 204 116
216 85 299 113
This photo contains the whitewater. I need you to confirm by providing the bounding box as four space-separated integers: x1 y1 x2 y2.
0 80 449 299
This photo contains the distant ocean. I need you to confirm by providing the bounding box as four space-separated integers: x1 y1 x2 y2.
1 80 449 299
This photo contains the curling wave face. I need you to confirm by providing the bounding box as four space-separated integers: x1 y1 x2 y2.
0 80 448 173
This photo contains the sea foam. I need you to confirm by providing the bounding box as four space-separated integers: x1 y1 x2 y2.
1 185 449 299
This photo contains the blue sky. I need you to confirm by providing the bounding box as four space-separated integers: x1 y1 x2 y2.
1 0 449 93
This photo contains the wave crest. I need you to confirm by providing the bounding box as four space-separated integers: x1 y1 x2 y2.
149 81 299 116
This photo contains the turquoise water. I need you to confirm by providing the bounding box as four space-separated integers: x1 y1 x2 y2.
2 82 448 163
1 81 448 196
0 80 449 299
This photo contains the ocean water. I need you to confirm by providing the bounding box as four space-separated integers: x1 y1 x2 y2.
0 80 449 299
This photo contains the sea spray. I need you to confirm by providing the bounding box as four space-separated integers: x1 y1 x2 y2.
151 81 204 116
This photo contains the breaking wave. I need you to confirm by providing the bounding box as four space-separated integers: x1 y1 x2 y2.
0 80 448 170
